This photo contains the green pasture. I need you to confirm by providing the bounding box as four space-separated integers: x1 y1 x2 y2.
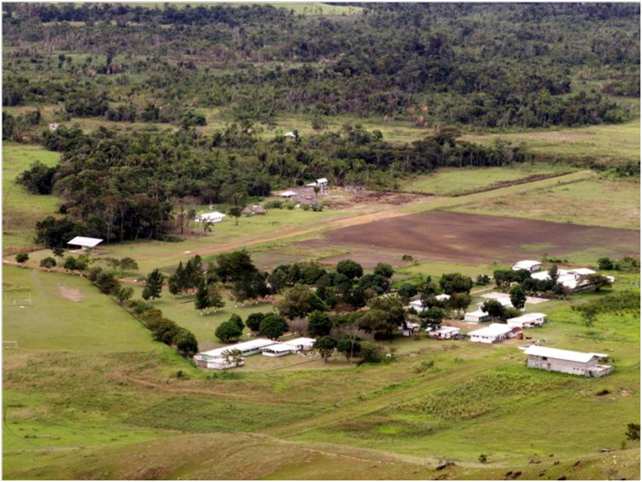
401 163 573 196
3 143 61 253
452 176 640 229
462 118 640 166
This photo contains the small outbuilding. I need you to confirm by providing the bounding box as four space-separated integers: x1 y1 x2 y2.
195 211 226 224
507 312 546 329
512 260 542 272
464 308 490 323
279 190 297 198
428 326 461 340
523 345 612 377
67 236 103 250
468 323 513 344
283 337 316 352
400 321 421 337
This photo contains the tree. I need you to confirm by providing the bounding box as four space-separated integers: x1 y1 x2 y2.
359 294 405 340
597 257 614 270
195 282 211 312
259 314 288 340
587 274 612 292
228 313 244 332
336 259 363 280
510 285 527 309
482 299 505 320
40 256 57 269
449 292 472 315
174 329 198 357
337 336 361 361
308 310 332 337
278 284 326 319
63 256 78 271
142 269 164 300
115 286 134 305
314 336 337 363
246 312 266 332
397 283 417 301
52 246 65 258
15 253 29 264
548 264 559 284
95 271 120 295
626 423 640 441
373 263 394 279
215 320 243 343
439 273 473 294
119 257 138 272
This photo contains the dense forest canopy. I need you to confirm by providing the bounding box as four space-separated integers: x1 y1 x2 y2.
3 2 639 127
3 2 639 245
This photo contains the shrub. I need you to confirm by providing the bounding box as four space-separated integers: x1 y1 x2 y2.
215 320 243 343
39 256 57 269
15 253 29 264
245 312 266 332
626 423 640 441
259 314 288 340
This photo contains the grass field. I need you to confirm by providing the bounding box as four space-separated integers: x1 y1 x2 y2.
3 265 639 479
452 176 640 230
401 163 573 196
3 143 60 254
462 118 640 166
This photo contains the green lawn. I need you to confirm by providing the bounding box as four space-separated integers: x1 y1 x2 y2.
462 118 640 166
452 176 640 229
402 163 573 196
3 143 60 254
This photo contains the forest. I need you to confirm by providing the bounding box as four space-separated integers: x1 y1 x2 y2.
3 3 639 126
3 2 639 244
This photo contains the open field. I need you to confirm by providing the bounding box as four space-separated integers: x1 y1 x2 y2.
452 177 640 230
401 164 574 196
302 211 639 266
3 143 60 254
462 118 640 166
3 265 639 479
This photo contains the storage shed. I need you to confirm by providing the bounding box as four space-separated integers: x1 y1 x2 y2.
67 236 103 250
523 345 612 377
468 323 513 343
507 312 546 328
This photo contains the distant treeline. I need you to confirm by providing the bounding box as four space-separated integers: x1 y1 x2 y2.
2 3 638 127
23 123 528 244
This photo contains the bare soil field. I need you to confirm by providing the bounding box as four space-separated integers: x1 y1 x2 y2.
301 211 640 265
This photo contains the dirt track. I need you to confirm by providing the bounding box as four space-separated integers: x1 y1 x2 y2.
303 211 640 265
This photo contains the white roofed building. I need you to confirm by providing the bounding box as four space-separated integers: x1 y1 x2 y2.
279 190 297 198
67 236 103 249
194 338 276 369
507 312 546 328
512 260 542 272
428 326 461 340
283 337 316 351
261 343 296 357
468 323 514 344
523 345 612 377
531 267 605 292
464 308 491 323
195 211 226 224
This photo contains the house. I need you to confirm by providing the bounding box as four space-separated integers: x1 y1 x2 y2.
408 299 426 312
279 190 297 198
468 323 513 343
195 211 226 223
507 312 546 329
67 236 103 250
194 338 276 369
261 343 295 357
283 337 316 352
464 308 490 323
522 345 612 377
428 326 461 340
531 267 605 292
512 260 542 272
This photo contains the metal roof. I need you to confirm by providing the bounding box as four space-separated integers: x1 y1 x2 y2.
468 323 513 337
198 338 276 358
507 313 546 322
524 345 608 363
67 236 103 248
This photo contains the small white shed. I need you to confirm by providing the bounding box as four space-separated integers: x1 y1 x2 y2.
195 211 226 223
67 236 103 250
283 337 316 352
512 260 542 272
464 309 490 323
507 312 546 329
428 326 461 339
279 190 297 198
